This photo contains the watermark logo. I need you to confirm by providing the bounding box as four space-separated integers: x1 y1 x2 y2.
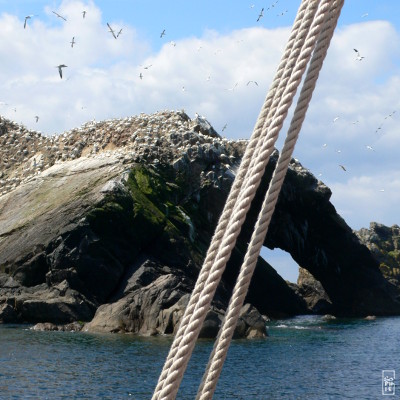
382 370 395 396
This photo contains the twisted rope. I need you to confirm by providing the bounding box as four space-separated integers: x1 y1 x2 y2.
152 1 313 398
196 1 345 398
161 2 329 395
153 0 343 398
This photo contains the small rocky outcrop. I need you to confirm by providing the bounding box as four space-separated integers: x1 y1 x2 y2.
1 110 400 336
295 268 333 314
356 223 400 287
83 258 267 338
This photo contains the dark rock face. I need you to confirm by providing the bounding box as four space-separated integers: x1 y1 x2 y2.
295 267 333 314
356 223 400 287
1 110 399 335
262 159 400 316
83 257 267 338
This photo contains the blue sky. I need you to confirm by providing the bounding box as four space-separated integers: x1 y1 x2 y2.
1 0 400 282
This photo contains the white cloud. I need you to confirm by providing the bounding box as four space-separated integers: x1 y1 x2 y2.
0 1 399 231
330 172 400 230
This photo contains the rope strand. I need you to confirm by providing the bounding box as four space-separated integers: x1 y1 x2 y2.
158 1 331 399
153 0 344 398
151 1 313 398
196 2 344 398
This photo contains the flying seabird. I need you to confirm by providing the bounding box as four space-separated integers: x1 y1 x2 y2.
247 80 258 86
142 64 152 70
333 116 340 123
35 116 39 122
160 29 166 38
384 110 396 119
70 37 76 48
366 145 375 151
52 11 67 21
339 164 346 171
117 28 123 38
107 23 117 39
56 64 67 79
139 72 143 80
82 10 87 19
226 82 238 91
24 15 34 29
353 48 365 61
257 8 264 22
222 124 227 132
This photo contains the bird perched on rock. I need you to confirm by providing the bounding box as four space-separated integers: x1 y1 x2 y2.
56 64 67 79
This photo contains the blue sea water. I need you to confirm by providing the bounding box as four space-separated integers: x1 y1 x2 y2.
1 315 399 399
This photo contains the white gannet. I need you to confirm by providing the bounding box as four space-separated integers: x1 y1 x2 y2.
52 11 67 21
353 48 365 61
56 64 68 79
384 110 396 119
24 15 34 29
226 82 238 91
107 23 117 39
257 8 264 22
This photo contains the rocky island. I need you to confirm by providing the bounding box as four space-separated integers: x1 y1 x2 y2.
1 110 400 337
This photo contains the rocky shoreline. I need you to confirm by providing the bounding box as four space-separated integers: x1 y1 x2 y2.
1 110 399 337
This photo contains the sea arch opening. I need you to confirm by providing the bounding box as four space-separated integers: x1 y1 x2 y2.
260 246 300 284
